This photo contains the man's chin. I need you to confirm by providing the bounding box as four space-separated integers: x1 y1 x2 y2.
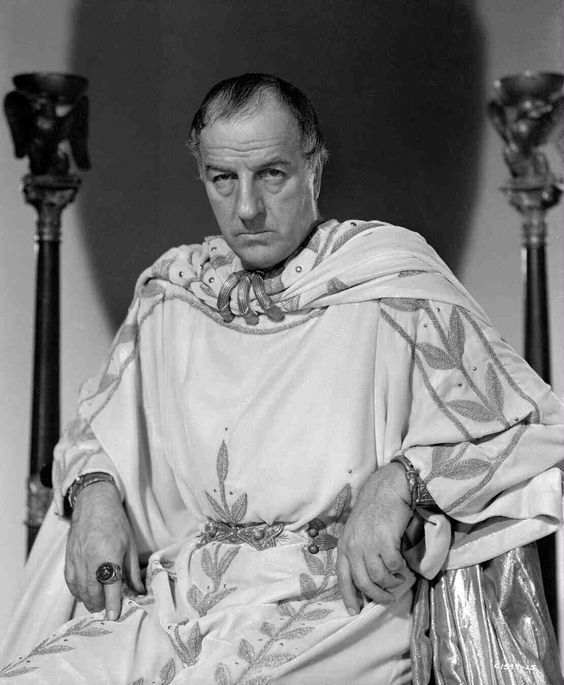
236 242 282 271
240 254 279 271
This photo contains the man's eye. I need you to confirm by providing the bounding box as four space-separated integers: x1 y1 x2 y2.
262 169 285 183
212 173 233 183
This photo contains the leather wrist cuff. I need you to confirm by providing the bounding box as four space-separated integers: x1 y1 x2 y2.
390 454 439 511
67 472 116 510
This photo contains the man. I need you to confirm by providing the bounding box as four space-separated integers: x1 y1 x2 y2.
1 74 562 684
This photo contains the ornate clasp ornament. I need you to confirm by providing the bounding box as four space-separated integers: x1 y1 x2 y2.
197 519 285 551
217 270 285 325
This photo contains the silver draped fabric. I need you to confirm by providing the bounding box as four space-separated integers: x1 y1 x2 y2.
412 543 561 684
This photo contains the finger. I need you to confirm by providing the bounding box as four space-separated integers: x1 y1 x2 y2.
64 561 78 598
350 558 396 605
124 542 145 595
381 547 406 575
365 554 404 590
83 577 105 613
337 549 360 616
103 579 123 621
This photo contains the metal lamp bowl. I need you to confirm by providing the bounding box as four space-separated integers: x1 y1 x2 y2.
13 72 88 103
494 71 564 106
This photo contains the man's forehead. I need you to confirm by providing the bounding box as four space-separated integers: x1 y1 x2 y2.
199 100 301 155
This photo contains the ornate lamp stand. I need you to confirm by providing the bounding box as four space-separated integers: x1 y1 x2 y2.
4 72 90 552
488 71 564 631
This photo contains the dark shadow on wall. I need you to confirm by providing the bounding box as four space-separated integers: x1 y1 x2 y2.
70 0 484 330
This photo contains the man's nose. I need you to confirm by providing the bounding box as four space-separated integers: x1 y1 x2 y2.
236 180 264 223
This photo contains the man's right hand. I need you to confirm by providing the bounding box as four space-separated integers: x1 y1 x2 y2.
65 481 144 620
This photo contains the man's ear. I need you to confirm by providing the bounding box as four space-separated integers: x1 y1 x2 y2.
313 163 323 199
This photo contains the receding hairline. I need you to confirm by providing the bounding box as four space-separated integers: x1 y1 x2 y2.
197 91 302 144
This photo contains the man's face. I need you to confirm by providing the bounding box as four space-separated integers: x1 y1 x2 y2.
199 99 321 270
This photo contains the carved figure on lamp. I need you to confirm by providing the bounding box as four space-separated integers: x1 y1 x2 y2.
488 71 564 190
4 72 90 178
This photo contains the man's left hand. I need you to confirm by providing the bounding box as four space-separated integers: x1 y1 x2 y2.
337 462 412 614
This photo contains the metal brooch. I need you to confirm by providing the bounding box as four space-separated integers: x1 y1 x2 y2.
196 519 285 551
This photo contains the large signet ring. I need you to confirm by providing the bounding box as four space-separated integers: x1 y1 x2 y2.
95 562 123 585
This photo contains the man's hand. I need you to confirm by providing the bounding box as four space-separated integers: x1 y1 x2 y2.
65 481 144 620
337 462 412 614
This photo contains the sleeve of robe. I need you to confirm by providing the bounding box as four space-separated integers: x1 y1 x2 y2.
374 296 563 577
51 277 195 558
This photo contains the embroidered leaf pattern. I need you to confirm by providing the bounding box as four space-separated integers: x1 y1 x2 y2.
201 548 214 578
305 229 322 253
170 621 202 667
260 622 276 637
238 639 256 662
485 363 504 411
74 625 112 638
447 307 465 362
0 614 120 678
205 491 228 521
243 676 271 685
187 622 203 663
279 626 314 639
230 493 248 523
382 297 426 312
416 342 456 370
334 483 352 522
35 644 73 655
217 441 229 483
425 443 475 482
326 277 347 294
218 547 240 576
201 587 238 614
299 573 317 600
282 295 300 312
187 544 240 617
317 585 342 602
439 458 490 480
447 400 497 422
277 602 296 618
215 663 233 685
301 608 333 620
330 223 371 253
256 653 293 667
211 254 235 269
302 548 325 575
398 269 426 278
187 585 204 611
0 666 38 678
159 657 176 685
205 441 249 524
430 444 457 472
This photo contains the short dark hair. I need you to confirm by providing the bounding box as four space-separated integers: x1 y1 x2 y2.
187 73 329 173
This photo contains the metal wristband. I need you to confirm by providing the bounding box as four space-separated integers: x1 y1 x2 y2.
67 472 116 510
391 454 438 511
